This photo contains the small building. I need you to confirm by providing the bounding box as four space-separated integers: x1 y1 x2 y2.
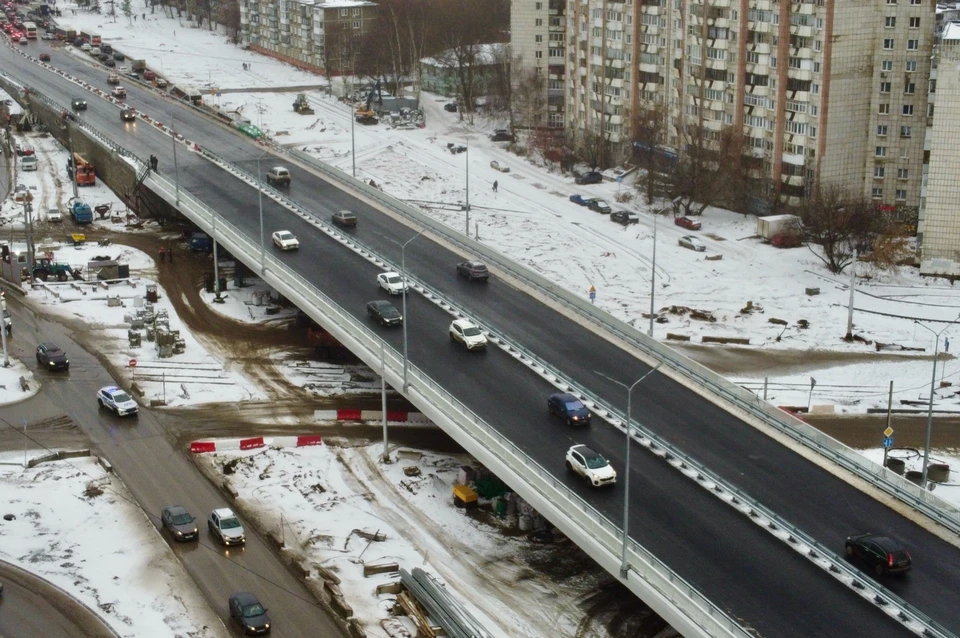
420 43 508 99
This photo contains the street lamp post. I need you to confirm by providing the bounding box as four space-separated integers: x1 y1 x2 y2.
350 104 356 179
914 313 960 487
171 113 180 207
256 150 269 274
596 363 662 579
400 230 425 391
465 145 470 235
649 197 682 337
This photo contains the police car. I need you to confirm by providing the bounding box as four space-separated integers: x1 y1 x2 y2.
97 386 139 416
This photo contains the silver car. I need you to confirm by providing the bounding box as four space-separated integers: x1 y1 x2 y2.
208 508 245 546
678 235 706 252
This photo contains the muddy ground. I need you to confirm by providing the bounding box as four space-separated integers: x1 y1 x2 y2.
9 226 960 638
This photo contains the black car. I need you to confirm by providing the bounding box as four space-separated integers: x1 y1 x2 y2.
845 533 912 576
610 210 639 225
548 392 592 426
489 129 514 142
73 37 84 47
104 58 116 68
367 300 402 326
36 342 69 371
574 171 603 185
443 102 457 112
71 97 87 111
113 51 124 60
456 260 489 281
120 108 136 122
228 592 271 635
101 44 113 54
160 505 198 541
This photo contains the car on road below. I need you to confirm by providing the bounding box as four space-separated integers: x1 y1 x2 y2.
331 210 357 228
845 533 912 576
47 208 62 223
585 198 611 214
19 155 37 171
120 108 136 122
610 210 639 225
566 445 617 487
449 319 487 350
265 166 290 187
548 392 592 426
40 32 52 40
377 271 408 296
18 35 25 44
575 170 603 185
457 260 489 281
674 216 701 231
161 505 198 541
71 97 87 110
367 300 402 326
80 42 91 51
271 230 299 250
38 52 49 61
112 51 124 60
208 508 245 546
678 235 706 252
107 73 120 85
97 385 138 416
36 342 68 370
111 86 126 99
489 129 514 142
490 160 510 173
443 102 457 112
89 47 100 56
569 194 587 206
155 77 167 88
228 592 271 635
103 58 115 67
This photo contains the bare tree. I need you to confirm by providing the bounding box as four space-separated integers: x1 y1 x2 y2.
668 124 738 217
218 0 241 43
797 183 880 274
631 104 669 205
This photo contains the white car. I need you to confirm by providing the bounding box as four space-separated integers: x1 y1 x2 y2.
271 230 299 250
19 155 37 171
566 445 617 487
449 319 487 350
208 508 246 546
81 43 92 51
490 160 510 173
377 271 408 295
97 385 139 416
41 33 54 40
678 235 706 252
47 208 62 223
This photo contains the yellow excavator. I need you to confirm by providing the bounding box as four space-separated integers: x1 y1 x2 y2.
354 86 379 124
293 94 315 115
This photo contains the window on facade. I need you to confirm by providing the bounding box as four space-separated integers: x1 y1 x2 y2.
910 0 920 4
880 81 891 93
879 103 890 114
535 51 542 58
905 60 917 72
900 126 911 137
902 104 914 115
898 168 909 179
904 83 915 94
872 187 883 198
535 1 542 8
874 166 885 178
907 39 918 50
881 60 893 71
896 189 907 200
885 17 896 28
352 8 359 16
536 35 543 42
876 146 887 157
877 125 888 136
339 8 347 16
536 18 543 26
883 38 894 49
353 20 360 29
909 17 920 28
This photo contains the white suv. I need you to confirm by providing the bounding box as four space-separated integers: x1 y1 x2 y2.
208 508 246 546
97 386 139 416
377 271 408 296
449 319 487 350
566 445 616 487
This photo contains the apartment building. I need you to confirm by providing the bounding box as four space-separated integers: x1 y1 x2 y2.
918 22 960 277
558 0 933 209
510 0 567 127
238 0 377 75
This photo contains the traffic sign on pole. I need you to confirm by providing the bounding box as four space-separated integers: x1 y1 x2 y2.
128 358 137 368
883 436 894 449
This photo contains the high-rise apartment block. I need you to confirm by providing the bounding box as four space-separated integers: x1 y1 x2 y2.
510 0 567 128
238 0 377 75
512 0 935 209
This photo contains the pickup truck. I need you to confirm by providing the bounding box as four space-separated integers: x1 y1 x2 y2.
266 166 291 187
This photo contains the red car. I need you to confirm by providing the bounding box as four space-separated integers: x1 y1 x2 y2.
674 216 702 231
39 52 49 61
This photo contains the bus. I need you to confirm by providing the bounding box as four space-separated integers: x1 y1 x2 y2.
23 22 37 39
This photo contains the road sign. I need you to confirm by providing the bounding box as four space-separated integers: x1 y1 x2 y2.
884 426 894 437
128 358 137 368
883 436 894 449
588 285 596 303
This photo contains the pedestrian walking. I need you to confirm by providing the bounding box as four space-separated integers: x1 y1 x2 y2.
159 246 167 264
492 180 498 192
142 12 145 19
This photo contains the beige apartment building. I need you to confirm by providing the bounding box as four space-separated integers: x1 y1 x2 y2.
238 0 377 75
553 0 934 209
510 0 567 127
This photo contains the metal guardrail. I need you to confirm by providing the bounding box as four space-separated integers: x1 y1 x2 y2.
285 148 960 538
140 170 753 638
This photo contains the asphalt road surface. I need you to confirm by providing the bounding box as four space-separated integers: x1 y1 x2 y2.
2 40 958 636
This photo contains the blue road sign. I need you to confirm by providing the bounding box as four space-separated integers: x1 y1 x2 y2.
883 436 894 449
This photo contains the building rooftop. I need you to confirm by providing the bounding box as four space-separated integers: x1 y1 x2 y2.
943 20 960 40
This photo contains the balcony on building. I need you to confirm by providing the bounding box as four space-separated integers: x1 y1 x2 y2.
787 68 813 82
790 25 814 38
782 152 805 166
749 42 771 55
749 21 772 33
795 0 817 15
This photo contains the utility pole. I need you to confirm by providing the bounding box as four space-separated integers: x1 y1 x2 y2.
172 114 180 207
845 249 857 340
464 145 470 235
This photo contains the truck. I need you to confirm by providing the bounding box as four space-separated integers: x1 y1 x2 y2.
79 31 101 46
756 214 801 241
67 153 96 186
171 84 202 106
131 59 146 73
66 199 93 224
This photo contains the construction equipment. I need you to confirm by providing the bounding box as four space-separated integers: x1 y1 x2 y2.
67 153 96 187
354 86 378 124
33 257 82 282
293 93 314 115
66 198 93 224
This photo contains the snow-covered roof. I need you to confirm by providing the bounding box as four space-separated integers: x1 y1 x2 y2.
943 21 960 40
298 0 376 8
422 43 509 68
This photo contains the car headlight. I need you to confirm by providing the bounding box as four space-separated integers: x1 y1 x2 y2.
48 361 56 366
175 530 183 536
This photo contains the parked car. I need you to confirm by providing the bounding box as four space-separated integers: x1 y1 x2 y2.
101 43 113 54
161 505 198 541
770 233 803 248
449 319 487 350
456 260 489 281
120 108 136 122
574 171 603 185
155 77 167 88
845 533 912 576
107 73 120 84
489 129 514 142
585 198 611 214
377 271 408 296
569 194 587 206
228 592 271 635
208 508 245 546
143 69 155 80
265 166 290 187
36 343 69 371
103 58 115 68
113 51 124 60
38 52 49 61
331 210 357 228
15 142 33 156
271 230 299 250
71 97 87 110
610 210 639 225
19 155 37 171
89 47 100 56
674 216 702 231
566 445 617 487
97 385 139 416
46 208 62 223
367 300 402 326
678 235 706 252
443 102 457 112
547 392 592 426
489 160 510 173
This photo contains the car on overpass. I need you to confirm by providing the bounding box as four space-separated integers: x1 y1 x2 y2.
845 533 912 576
566 445 617 487
120 108 136 122
456 260 489 281
547 392 592 426
449 319 487 350
271 230 299 251
377 271 407 296
71 97 87 111
332 209 357 228
367 300 402 326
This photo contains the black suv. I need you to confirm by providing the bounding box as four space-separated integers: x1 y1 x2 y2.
574 171 603 185
71 97 87 111
489 129 514 142
120 108 136 122
610 210 639 225
456 261 489 281
36 342 69 371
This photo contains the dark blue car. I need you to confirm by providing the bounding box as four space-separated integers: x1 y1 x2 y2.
548 392 592 426
569 194 587 206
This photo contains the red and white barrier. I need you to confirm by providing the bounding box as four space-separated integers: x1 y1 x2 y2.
313 409 430 424
190 434 323 454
